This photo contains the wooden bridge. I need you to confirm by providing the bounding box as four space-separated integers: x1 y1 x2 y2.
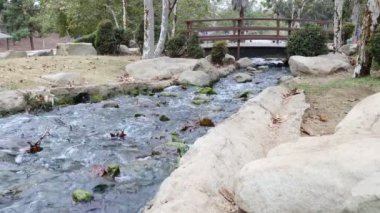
186 18 333 59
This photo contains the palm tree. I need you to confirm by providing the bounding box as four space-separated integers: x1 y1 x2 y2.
231 0 249 18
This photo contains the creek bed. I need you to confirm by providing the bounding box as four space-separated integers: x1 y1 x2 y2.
0 67 288 213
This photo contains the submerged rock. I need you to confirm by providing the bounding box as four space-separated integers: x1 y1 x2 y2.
233 73 252 83
159 115 170 122
102 101 120 109
107 164 121 178
192 97 210 105
72 189 93 203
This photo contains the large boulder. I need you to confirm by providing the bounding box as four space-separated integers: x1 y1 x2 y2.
125 57 198 81
289 53 352 76
0 90 27 114
28 49 54 57
236 57 253 68
56 43 97 56
193 58 235 82
234 92 380 213
119 45 141 56
41 72 86 87
177 70 211 86
233 73 252 83
0 50 27 59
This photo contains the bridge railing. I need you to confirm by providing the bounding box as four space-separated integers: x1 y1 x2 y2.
186 18 333 59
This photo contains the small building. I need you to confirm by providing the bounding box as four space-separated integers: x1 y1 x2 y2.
0 32 12 50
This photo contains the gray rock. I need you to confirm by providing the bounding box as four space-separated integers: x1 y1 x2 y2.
236 57 253 68
233 73 252 83
28 49 54 57
340 44 359 56
178 70 212 86
222 54 235 66
126 57 198 81
0 50 27 59
119 45 141 56
289 53 352 76
56 43 97 56
41 72 86 87
0 90 27 114
102 101 120 108
129 40 138 48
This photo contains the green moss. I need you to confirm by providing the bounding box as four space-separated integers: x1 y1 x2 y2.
72 189 93 203
192 97 210 105
107 164 120 178
159 115 170 122
55 96 75 106
211 41 228 65
197 87 216 95
166 142 189 157
171 132 184 143
90 94 106 103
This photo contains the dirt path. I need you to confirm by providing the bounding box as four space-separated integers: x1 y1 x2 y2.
0 55 139 90
291 72 380 136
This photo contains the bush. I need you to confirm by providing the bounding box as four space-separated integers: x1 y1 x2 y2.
114 28 132 46
342 23 355 43
187 35 205 59
287 24 328 57
75 32 96 46
369 31 380 63
211 41 228 65
165 34 187 57
94 20 117 55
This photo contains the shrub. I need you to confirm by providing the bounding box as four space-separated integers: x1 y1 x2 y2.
94 20 117 55
187 35 205 59
75 32 96 46
369 31 380 63
287 24 328 57
114 28 132 46
165 34 187 57
211 41 228 65
342 22 355 43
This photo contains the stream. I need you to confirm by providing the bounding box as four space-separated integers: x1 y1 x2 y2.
0 64 288 213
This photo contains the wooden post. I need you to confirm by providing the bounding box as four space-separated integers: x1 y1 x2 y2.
288 20 292 37
6 38 9 50
276 18 280 43
186 21 192 38
237 18 241 60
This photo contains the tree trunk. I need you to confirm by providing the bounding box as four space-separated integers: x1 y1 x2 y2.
355 0 380 77
154 0 170 57
143 0 155 59
351 0 361 41
171 0 178 37
105 4 120 28
122 0 127 30
29 34 34 50
334 0 344 51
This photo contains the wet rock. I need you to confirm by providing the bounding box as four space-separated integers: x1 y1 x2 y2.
134 113 145 118
102 101 120 109
93 184 110 194
72 189 93 203
159 115 170 122
199 118 215 127
107 164 121 178
197 87 216 95
0 90 27 115
237 91 252 99
177 70 212 87
192 97 210 105
246 67 257 72
233 73 252 83
41 72 86 87
236 57 253 68
56 43 97 56
222 54 236 66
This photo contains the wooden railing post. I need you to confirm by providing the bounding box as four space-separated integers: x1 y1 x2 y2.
276 18 280 43
186 21 193 38
237 18 241 60
287 20 292 37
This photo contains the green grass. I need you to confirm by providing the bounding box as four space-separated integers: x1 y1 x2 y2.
293 77 380 94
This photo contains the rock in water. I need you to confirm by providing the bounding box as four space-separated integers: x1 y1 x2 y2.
177 71 212 87
72 189 93 203
236 57 253 68
159 115 170 122
233 73 252 83
107 165 121 178
102 101 120 109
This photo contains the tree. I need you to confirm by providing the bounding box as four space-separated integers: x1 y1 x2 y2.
122 0 127 30
355 0 380 77
3 0 41 50
333 0 344 51
154 0 170 57
143 0 155 59
232 0 249 18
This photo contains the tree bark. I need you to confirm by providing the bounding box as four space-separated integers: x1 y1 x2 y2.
154 0 170 57
351 0 361 40
122 0 127 30
356 0 380 77
143 0 155 59
171 1 178 37
29 34 34 50
334 0 344 51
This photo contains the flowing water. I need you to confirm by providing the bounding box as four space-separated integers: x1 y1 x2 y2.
0 66 288 213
